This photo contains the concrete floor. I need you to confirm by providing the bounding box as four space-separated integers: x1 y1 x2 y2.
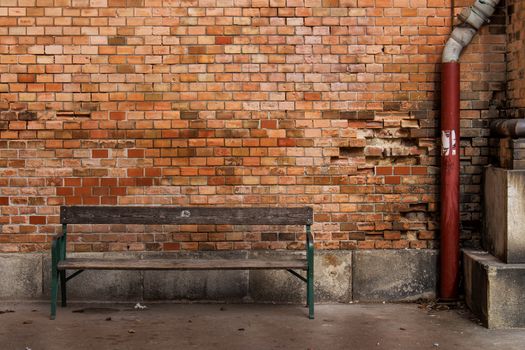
1 302 525 350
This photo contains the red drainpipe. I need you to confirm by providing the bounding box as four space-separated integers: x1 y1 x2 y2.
440 0 500 300
440 63 460 299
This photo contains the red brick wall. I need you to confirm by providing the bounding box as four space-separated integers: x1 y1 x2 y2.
0 0 507 252
507 0 525 112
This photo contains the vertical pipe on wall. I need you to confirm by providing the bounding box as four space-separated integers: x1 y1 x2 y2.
440 0 501 300
440 62 460 299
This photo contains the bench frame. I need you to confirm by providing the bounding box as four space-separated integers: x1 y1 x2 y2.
51 206 314 319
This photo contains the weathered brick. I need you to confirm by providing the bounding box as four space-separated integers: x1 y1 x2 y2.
0 112 16 121
18 111 37 121
108 36 126 45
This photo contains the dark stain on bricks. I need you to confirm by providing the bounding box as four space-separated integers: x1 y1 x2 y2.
180 111 199 120
340 111 375 120
383 102 401 112
108 36 127 45
18 111 37 121
117 65 134 73
188 46 207 54
322 110 340 119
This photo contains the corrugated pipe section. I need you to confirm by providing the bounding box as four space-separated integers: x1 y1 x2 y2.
440 0 501 300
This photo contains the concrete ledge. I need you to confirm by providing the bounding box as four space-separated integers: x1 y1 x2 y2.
248 250 352 303
43 253 143 301
352 250 437 301
0 254 42 300
143 251 248 301
0 249 437 303
464 249 525 329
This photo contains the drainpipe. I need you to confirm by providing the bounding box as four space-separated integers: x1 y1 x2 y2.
440 0 501 300
491 119 525 138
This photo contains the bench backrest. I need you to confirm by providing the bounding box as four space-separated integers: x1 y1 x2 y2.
60 206 313 225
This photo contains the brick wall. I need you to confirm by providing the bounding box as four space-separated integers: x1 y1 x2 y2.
0 0 508 253
507 0 525 113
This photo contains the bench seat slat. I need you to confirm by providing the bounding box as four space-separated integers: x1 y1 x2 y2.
57 258 307 271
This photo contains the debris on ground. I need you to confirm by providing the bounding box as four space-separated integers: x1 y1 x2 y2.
22 320 33 325
25 347 31 350
134 303 147 310
238 328 245 331
433 343 440 347
0 310 15 314
219 306 226 311
417 299 464 312
105 317 112 321
128 329 135 334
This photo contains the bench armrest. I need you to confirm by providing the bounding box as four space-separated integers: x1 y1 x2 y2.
306 225 314 251
306 230 314 249
52 224 67 260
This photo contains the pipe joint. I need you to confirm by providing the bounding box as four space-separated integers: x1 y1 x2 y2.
450 26 477 47
442 0 501 63
458 0 499 29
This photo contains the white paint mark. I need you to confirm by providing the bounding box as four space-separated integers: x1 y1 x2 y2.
442 130 451 156
451 130 457 155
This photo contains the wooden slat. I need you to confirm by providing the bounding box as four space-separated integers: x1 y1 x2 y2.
57 258 307 271
60 206 313 225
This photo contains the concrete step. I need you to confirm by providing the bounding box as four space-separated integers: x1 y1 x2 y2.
463 249 525 329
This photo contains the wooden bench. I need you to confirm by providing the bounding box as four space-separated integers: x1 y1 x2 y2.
51 206 314 319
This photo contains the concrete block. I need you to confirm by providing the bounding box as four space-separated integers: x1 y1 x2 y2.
352 250 437 301
143 251 248 301
464 249 525 329
248 251 352 303
248 251 306 303
43 253 142 301
249 270 305 303
484 166 525 263
314 251 352 302
0 254 42 299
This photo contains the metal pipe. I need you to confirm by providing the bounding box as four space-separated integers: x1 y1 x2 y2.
440 0 501 300
440 62 460 299
491 119 525 139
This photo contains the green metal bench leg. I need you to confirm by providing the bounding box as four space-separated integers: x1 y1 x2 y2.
307 266 314 319
306 278 310 308
60 270 67 307
306 224 314 319
50 252 58 319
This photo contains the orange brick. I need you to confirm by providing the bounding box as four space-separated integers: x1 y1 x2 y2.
92 149 108 158
29 216 46 225
375 166 392 175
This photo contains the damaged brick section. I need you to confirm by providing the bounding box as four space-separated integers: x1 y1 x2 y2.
0 111 37 129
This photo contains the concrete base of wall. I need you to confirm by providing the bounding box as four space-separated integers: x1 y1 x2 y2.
463 249 525 329
0 249 437 303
